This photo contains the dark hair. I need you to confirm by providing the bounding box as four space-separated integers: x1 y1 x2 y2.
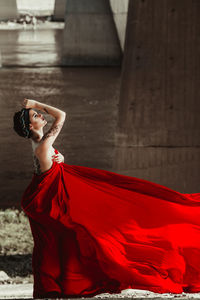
13 108 32 139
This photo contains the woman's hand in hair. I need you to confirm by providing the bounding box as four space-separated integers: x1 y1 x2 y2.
22 98 37 109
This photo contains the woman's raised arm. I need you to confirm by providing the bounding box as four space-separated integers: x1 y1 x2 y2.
23 98 66 151
23 98 66 120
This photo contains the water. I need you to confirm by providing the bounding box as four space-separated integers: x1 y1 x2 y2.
0 23 121 208
0 23 64 66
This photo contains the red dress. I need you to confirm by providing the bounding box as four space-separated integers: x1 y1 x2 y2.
21 149 200 298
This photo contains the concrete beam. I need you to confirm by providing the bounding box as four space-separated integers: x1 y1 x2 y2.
62 0 122 66
0 0 18 21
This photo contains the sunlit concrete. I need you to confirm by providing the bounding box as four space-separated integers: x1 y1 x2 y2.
109 0 129 51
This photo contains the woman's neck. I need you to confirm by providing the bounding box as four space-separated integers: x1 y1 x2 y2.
31 130 44 143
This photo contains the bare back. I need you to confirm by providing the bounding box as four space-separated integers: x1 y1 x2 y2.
32 142 56 175
33 115 66 174
33 146 55 174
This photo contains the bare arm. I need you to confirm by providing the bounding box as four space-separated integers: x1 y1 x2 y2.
34 100 66 120
23 98 65 119
23 99 66 152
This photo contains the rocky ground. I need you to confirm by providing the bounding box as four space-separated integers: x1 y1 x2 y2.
0 208 33 285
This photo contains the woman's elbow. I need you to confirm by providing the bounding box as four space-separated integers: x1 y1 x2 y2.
63 112 66 121
60 111 66 120
56 112 66 123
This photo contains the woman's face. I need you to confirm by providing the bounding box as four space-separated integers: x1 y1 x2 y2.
29 109 47 131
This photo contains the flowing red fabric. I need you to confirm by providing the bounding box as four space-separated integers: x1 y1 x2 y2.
21 150 200 298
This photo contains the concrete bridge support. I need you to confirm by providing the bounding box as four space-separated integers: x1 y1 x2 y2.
0 0 18 21
114 0 200 192
62 0 122 66
109 0 129 51
53 0 66 21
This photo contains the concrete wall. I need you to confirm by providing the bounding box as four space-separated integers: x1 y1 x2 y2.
62 0 122 66
53 0 66 21
109 0 129 51
114 0 200 193
0 0 18 21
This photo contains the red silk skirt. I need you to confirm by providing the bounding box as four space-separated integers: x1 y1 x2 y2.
21 160 200 298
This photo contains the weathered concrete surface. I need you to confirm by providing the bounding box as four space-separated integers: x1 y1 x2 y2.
62 0 122 65
114 0 200 192
53 0 66 21
109 0 129 51
0 0 18 21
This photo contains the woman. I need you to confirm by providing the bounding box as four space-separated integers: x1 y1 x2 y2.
13 99 200 298
13 98 65 174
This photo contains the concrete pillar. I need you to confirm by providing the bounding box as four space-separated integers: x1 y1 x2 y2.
114 0 200 192
53 0 66 21
62 0 122 66
0 0 18 21
109 0 129 51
